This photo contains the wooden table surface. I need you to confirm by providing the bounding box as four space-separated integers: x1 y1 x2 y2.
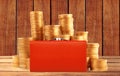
0 56 120 76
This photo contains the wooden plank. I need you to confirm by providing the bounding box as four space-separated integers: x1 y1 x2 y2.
0 0 16 55
0 56 120 74
17 0 33 37
100 56 120 59
108 63 120 67
0 0 6 56
103 0 119 56
34 0 50 25
69 0 85 31
0 56 12 59
106 59 120 63
86 0 102 56
0 72 120 76
0 59 12 63
51 0 68 24
108 67 120 71
1 56 120 62
100 56 120 63
0 67 29 72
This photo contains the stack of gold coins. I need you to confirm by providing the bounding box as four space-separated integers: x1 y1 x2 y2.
91 59 108 71
61 34 70 40
75 31 88 41
71 35 84 41
30 11 44 40
87 43 99 59
43 25 61 40
51 25 61 38
43 25 53 40
17 37 31 68
58 14 74 36
12 55 19 67
26 58 30 69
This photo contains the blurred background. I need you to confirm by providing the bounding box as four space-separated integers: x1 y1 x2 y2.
0 0 119 56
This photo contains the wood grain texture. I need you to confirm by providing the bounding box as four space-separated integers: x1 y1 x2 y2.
69 0 85 31
0 0 16 55
86 0 103 56
17 0 33 37
34 0 50 25
0 0 120 56
0 56 120 73
0 72 120 76
103 0 119 56
51 0 68 24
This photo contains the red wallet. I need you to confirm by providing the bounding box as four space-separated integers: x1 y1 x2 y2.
30 41 87 72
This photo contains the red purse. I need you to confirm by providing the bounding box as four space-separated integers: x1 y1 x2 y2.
30 41 87 72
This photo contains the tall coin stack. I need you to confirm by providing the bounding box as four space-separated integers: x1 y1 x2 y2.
30 11 44 40
58 14 74 36
17 37 32 68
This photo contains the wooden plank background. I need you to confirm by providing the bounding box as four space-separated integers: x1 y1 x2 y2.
0 0 119 56
86 0 103 55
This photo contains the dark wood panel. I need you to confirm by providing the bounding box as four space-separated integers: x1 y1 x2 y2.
69 0 85 31
34 0 50 25
86 0 103 56
0 0 16 55
51 0 68 24
0 0 119 56
17 0 33 37
103 0 119 56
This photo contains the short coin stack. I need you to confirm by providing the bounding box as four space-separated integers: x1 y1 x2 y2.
58 14 74 36
61 34 71 40
91 59 108 71
87 43 99 59
44 25 52 40
30 11 44 40
51 25 61 38
44 25 61 40
17 37 32 68
87 43 108 71
74 31 88 41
